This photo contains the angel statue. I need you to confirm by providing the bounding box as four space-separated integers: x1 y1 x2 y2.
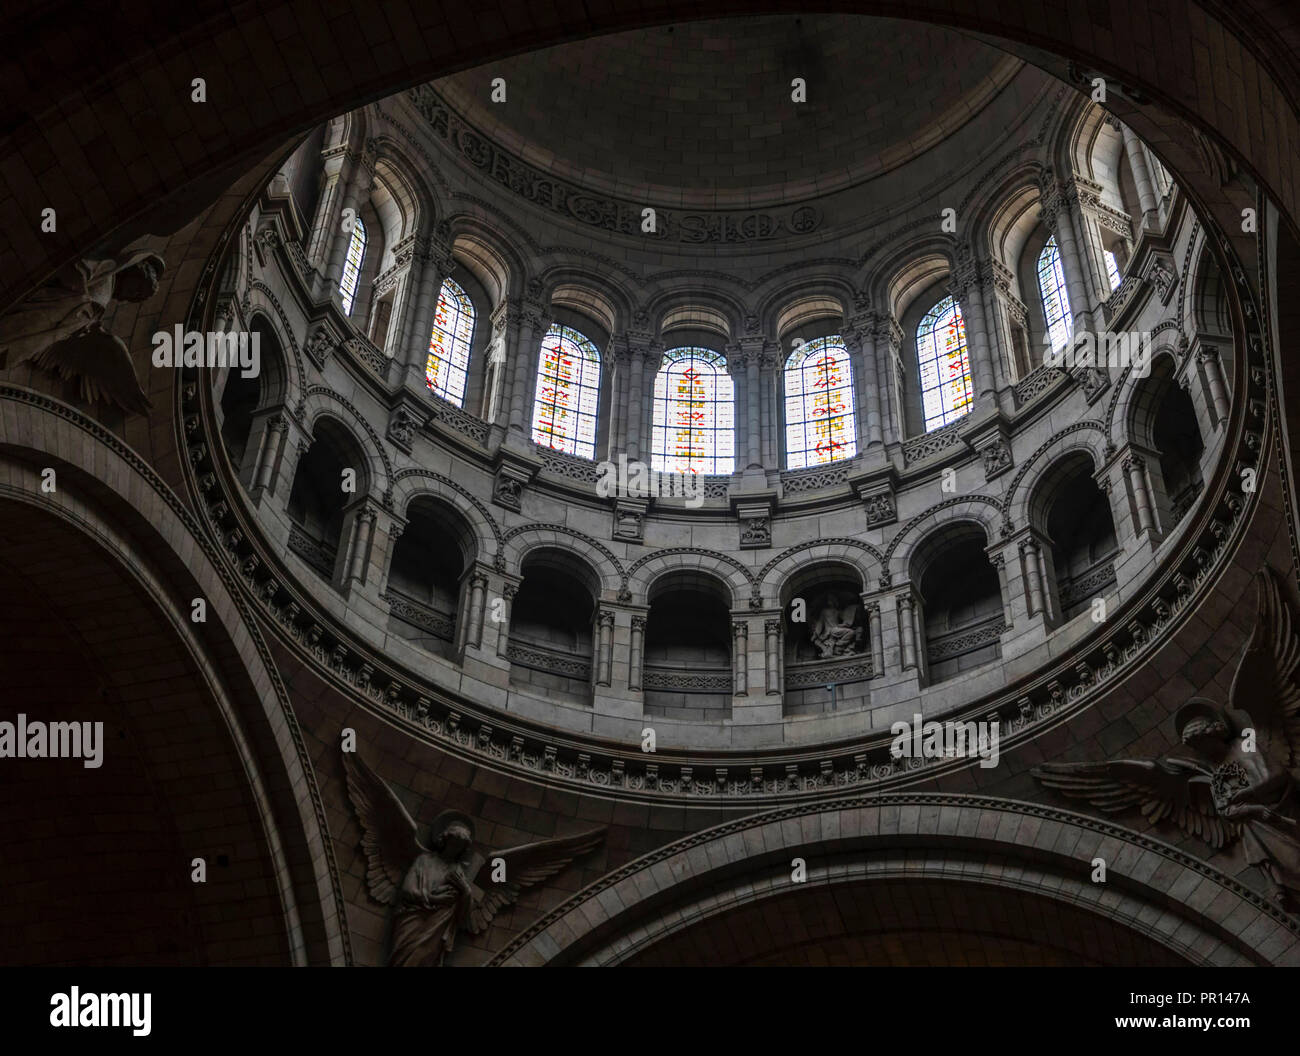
0 251 164 414
1034 567 1300 909
342 750 606 965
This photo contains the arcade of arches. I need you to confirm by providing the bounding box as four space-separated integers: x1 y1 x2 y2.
1 2 1299 968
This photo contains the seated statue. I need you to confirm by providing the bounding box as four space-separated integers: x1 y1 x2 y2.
810 593 863 658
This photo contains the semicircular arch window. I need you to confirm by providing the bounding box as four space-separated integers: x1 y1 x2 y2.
651 347 735 475
1037 235 1073 351
783 336 858 469
338 216 367 317
531 324 601 459
426 278 475 406
917 296 973 432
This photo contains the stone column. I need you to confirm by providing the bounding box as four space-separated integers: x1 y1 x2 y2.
1120 122 1160 229
594 609 615 687
306 145 349 268
508 302 547 438
845 318 883 449
494 582 518 658
605 335 632 460
626 338 655 462
399 239 453 394
1198 345 1231 427
345 504 377 587
735 339 764 471
950 261 996 402
764 618 782 695
865 600 884 678
463 570 488 650
990 552 1015 629
1124 453 1158 538
731 619 749 696
251 412 289 496
1042 176 1093 335
1019 536 1047 619
875 316 904 445
628 614 646 691
760 349 781 469
323 144 375 295
897 592 918 671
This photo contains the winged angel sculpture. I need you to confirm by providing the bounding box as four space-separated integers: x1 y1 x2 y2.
1034 568 1300 908
343 750 606 965
0 251 163 414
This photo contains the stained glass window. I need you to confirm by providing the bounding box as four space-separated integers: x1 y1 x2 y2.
1037 235 1073 351
531 324 601 460
783 336 857 469
651 347 735 475
338 217 367 317
1104 249 1122 292
916 296 973 432
426 278 475 406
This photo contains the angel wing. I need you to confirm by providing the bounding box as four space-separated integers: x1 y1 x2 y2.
341 751 426 905
33 323 152 415
1032 756 1240 850
463 828 605 935
1227 567 1300 770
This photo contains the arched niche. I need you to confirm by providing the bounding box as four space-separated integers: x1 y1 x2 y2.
219 314 289 488
643 570 733 721
778 561 871 717
286 416 370 583
384 497 476 659
910 522 1004 684
1128 354 1206 532
507 547 600 705
1030 452 1119 621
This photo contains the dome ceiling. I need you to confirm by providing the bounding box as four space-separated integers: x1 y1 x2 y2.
435 16 1022 210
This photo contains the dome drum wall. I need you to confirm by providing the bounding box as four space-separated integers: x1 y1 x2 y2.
183 68 1258 766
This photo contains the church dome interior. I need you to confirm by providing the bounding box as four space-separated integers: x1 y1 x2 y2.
2 0 1300 987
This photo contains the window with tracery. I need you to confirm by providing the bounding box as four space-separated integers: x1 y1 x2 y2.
916 296 973 432
651 347 735 475
1037 235 1073 350
531 324 601 459
426 278 475 406
783 336 857 468
338 217 367 317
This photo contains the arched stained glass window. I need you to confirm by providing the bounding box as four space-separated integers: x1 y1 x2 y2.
531 324 601 460
651 347 735 475
916 296 973 432
783 336 857 469
1037 235 1073 350
1104 249 1122 292
338 217 367 317
426 278 475 406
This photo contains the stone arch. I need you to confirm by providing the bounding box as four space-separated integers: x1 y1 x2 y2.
1106 342 1179 448
626 548 751 608
866 235 957 320
756 275 854 340
1003 422 1109 526
539 263 637 335
883 496 1005 582
490 793 1292 966
501 524 624 598
646 286 744 343
300 386 393 501
0 387 349 965
756 538 883 606
446 213 528 305
243 280 307 408
389 469 501 565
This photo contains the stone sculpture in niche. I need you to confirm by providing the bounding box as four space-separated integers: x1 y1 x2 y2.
1034 568 1300 909
343 750 605 965
810 593 863 659
0 251 164 414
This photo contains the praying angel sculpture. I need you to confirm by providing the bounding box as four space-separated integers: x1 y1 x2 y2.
1034 568 1300 908
343 750 605 965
